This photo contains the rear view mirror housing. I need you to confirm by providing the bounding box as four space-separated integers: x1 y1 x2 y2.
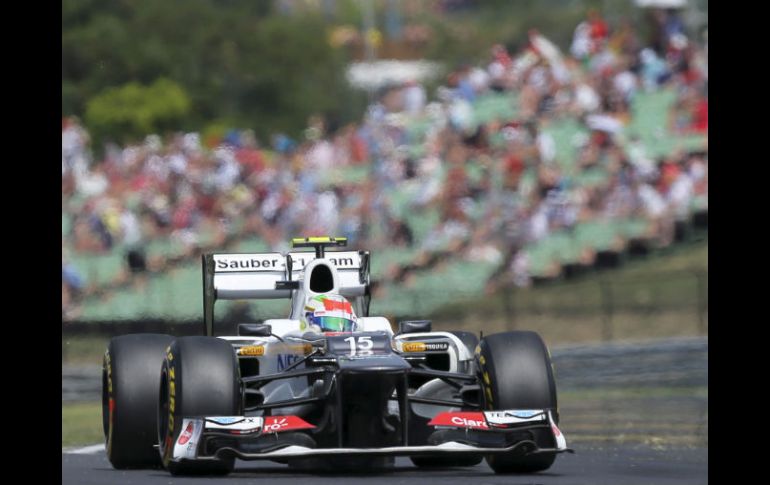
398 320 432 334
238 323 272 337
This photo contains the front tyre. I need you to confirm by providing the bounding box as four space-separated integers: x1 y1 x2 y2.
476 331 558 473
103 334 173 469
158 337 242 475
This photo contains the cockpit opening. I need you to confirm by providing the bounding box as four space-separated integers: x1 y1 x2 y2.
309 264 334 293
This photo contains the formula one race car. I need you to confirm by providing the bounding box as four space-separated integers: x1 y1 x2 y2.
102 237 570 475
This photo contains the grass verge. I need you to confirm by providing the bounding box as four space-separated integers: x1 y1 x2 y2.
62 401 102 448
433 241 708 345
62 336 108 366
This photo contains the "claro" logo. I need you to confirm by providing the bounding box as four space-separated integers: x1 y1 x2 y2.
450 416 488 429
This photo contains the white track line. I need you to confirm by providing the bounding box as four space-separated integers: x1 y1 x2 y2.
63 443 104 454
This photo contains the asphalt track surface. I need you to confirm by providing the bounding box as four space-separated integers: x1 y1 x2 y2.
62 444 707 485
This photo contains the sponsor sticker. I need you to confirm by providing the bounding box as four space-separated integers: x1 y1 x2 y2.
178 421 194 445
238 345 265 356
316 255 357 269
509 410 540 418
548 410 568 450
262 416 316 433
277 353 303 371
205 416 263 434
402 341 449 352
428 412 489 430
214 255 283 272
206 416 241 425
172 419 203 460
484 409 547 426
213 251 360 273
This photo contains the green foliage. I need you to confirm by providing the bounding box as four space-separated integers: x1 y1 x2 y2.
84 78 191 144
63 0 362 143
62 0 642 143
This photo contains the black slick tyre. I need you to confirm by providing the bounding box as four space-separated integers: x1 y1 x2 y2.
103 333 174 469
476 331 558 473
158 336 242 476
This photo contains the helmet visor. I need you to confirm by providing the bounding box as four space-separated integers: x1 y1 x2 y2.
309 315 356 332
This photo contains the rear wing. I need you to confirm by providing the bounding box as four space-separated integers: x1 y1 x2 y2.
201 250 371 336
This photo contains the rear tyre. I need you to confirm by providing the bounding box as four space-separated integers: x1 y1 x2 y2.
103 334 174 469
477 331 558 474
158 337 242 475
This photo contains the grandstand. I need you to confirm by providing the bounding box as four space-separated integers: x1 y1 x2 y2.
62 15 707 323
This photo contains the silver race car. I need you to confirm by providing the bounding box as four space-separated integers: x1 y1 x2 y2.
102 236 571 475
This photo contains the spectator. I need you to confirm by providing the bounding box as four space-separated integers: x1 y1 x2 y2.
62 251 85 319
62 10 707 301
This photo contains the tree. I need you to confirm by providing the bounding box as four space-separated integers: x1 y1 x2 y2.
84 78 191 145
63 0 363 144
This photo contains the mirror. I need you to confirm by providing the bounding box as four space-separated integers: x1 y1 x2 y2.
238 323 272 337
398 320 432 334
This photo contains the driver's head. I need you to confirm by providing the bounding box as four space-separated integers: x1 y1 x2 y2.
302 294 358 333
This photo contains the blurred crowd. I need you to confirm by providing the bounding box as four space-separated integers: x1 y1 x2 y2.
62 8 707 318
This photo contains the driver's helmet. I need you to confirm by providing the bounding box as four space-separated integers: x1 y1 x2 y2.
302 294 358 333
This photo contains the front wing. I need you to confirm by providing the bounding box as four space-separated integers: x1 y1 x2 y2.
167 409 572 463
